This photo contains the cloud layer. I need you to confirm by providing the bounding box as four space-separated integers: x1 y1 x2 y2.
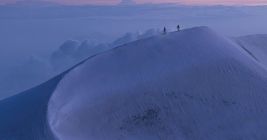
1 0 267 5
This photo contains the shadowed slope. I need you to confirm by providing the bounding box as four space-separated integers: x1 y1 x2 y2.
0 75 63 140
0 59 90 139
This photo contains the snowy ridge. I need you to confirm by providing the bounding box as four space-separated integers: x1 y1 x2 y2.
49 27 267 140
1 27 267 140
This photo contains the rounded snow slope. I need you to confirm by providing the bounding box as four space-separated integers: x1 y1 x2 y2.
48 26 267 140
0 74 64 140
0 54 90 140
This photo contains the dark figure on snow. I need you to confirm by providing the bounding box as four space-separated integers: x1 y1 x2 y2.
177 25 180 31
163 27 167 34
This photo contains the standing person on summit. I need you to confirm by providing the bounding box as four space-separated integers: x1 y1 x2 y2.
163 27 167 34
177 25 180 31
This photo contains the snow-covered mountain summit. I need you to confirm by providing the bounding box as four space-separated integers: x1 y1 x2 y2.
1 27 267 140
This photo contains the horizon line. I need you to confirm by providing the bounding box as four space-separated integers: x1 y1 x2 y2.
1 2 267 7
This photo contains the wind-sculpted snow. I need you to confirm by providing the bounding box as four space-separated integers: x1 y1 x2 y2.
1 27 267 140
235 34 267 68
48 27 267 140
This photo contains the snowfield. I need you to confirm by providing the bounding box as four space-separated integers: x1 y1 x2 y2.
1 27 267 140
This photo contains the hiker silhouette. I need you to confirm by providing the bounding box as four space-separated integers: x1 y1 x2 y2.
177 25 180 31
163 27 167 34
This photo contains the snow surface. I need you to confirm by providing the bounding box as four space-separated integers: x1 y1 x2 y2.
0 58 90 140
1 26 267 140
48 27 267 140
0 75 62 140
235 34 267 68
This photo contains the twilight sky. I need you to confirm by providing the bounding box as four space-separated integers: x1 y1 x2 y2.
1 0 267 5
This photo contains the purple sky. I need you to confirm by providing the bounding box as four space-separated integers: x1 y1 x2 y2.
1 0 267 5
